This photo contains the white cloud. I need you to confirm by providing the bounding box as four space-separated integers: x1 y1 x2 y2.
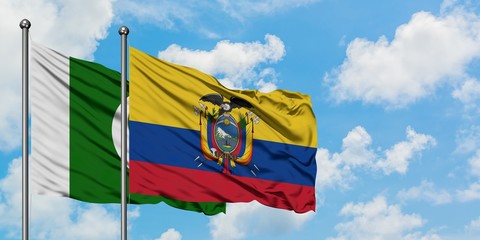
209 201 314 240
396 180 452 205
155 228 182 240
328 196 429 240
6 0 114 59
316 126 435 191
440 0 459 13
255 79 278 93
315 148 353 191
437 216 480 240
452 78 480 111
0 157 120 239
51 204 119 240
0 0 114 151
315 126 375 190
340 126 376 167
375 127 436 175
465 217 480 233
468 150 480 177
455 125 480 154
158 34 285 91
403 232 442 240
457 182 480 202
128 206 141 219
326 7 480 108
456 149 480 202
0 158 23 231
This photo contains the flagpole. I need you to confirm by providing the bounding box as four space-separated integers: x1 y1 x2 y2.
119 25 129 240
20 18 31 240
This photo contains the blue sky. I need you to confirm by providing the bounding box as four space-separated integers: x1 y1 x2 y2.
1 0 480 239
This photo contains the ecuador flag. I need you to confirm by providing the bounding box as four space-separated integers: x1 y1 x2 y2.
129 47 317 213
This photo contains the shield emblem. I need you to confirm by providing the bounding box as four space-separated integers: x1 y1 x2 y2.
214 114 239 153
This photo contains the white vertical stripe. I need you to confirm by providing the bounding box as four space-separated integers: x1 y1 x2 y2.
31 42 70 196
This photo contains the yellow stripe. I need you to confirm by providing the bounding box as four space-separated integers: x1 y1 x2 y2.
130 47 317 148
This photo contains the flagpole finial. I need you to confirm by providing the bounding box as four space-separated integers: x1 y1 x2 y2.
119 26 129 36
19 19 31 29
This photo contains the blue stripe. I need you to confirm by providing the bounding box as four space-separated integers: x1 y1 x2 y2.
130 121 316 186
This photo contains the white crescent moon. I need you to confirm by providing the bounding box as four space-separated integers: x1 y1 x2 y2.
112 97 129 166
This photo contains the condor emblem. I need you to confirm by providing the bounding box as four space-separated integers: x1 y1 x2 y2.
193 93 260 175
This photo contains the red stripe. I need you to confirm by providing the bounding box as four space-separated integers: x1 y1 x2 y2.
130 160 316 213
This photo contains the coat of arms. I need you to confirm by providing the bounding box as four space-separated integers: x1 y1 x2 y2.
193 93 260 175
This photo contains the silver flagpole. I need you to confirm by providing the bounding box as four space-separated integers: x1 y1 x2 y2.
20 19 31 240
119 25 129 240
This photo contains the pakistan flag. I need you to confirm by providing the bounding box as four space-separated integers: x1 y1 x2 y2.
30 42 225 215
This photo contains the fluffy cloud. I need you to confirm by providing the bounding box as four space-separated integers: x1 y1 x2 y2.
326 7 480 108
158 34 285 91
468 150 480 178
452 78 480 112
155 228 182 240
49 205 119 240
339 126 376 167
316 126 436 190
0 0 114 151
465 217 480 233
375 127 436 175
328 196 433 240
315 126 375 190
209 201 314 240
158 34 285 74
315 148 353 191
455 125 480 154
456 150 480 202
0 158 120 239
457 182 480 202
0 158 23 232
127 206 140 219
396 180 452 205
